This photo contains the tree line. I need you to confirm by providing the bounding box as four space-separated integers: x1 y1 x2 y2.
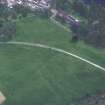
54 0 105 48
0 0 105 48
0 0 33 42
72 0 105 48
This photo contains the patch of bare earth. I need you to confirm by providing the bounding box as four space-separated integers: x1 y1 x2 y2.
71 92 105 105
0 92 6 105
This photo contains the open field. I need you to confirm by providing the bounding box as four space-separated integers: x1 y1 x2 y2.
0 16 105 105
16 16 105 67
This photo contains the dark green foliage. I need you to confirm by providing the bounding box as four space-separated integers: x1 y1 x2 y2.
76 21 89 38
0 3 17 21
0 19 4 28
70 0 105 48
0 21 16 41
71 0 89 17
0 3 9 20
83 5 105 48
12 4 31 17
71 35 79 43
54 0 71 10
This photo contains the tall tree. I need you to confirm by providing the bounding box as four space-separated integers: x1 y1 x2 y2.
77 2 105 48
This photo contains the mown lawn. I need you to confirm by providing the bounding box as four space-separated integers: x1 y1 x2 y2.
15 16 105 68
0 16 105 105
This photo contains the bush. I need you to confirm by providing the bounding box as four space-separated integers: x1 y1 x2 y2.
0 21 16 42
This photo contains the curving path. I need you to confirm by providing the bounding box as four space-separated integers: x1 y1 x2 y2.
0 41 105 72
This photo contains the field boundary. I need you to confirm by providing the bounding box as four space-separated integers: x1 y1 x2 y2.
0 41 105 72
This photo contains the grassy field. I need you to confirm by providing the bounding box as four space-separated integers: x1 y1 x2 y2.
0 16 105 105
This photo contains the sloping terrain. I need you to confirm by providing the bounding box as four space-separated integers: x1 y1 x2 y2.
0 17 105 105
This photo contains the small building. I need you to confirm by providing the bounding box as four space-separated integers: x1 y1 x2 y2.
6 0 52 9
56 9 80 27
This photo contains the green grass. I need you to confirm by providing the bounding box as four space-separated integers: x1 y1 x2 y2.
0 16 105 105
16 16 105 67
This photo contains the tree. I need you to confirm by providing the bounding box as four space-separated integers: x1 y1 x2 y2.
12 3 32 17
71 0 89 17
0 2 15 21
54 0 70 10
76 2 105 48
0 21 16 42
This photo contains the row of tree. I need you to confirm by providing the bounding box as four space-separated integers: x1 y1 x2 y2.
0 0 51 42
0 1 16 41
0 0 105 48
63 0 105 48
53 0 105 48
0 0 33 42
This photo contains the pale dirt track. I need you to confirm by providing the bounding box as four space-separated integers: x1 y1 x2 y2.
0 41 105 72
0 91 6 104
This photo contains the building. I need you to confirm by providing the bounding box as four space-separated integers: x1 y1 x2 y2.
5 0 52 9
53 9 80 27
27 0 51 9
